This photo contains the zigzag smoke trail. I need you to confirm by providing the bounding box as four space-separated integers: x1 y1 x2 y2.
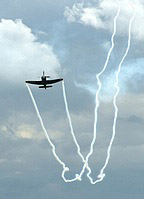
25 0 136 185
88 0 136 184
77 0 121 181
61 80 91 182
26 83 73 183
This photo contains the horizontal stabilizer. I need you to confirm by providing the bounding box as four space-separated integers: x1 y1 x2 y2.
39 86 52 89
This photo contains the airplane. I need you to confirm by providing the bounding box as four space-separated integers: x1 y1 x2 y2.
25 71 63 89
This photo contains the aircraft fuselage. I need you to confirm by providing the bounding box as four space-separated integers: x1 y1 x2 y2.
25 71 63 89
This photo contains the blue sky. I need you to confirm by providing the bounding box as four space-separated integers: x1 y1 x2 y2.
0 0 144 198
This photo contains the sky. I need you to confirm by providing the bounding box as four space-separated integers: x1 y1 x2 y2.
0 0 144 198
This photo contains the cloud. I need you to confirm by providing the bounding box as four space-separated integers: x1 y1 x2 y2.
106 145 144 169
0 123 43 140
0 159 7 164
0 19 61 83
0 121 65 142
74 58 144 101
15 124 44 139
101 58 144 96
64 0 144 41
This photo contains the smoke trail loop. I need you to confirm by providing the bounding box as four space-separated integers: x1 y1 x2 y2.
61 0 121 182
25 0 136 184
77 0 121 182
62 80 92 182
26 83 73 182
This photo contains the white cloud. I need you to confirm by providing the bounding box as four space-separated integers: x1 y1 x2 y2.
64 0 144 40
64 1 116 29
0 19 61 82
16 124 42 139
1 121 65 141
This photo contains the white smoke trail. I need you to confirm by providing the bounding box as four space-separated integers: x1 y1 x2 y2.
77 0 121 181
26 83 72 182
62 80 91 182
25 0 135 184
89 0 136 184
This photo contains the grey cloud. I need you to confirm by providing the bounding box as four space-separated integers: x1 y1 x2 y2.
119 115 143 124
0 0 144 198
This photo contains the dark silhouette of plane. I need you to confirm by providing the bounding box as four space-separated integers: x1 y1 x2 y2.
25 71 63 89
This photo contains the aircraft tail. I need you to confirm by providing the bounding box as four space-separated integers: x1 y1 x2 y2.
39 86 52 89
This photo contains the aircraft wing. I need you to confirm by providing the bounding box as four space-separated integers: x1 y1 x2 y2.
46 78 63 84
25 80 43 85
